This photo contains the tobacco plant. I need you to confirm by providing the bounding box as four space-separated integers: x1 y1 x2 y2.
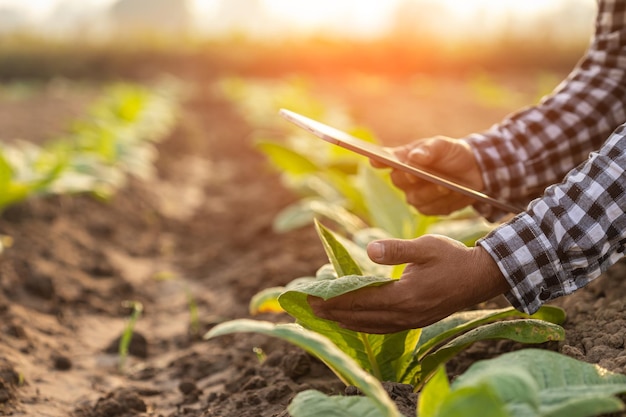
221 76 493 244
0 80 179 213
206 223 626 416
208 220 565 391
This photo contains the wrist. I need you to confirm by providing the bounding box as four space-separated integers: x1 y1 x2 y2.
469 245 510 301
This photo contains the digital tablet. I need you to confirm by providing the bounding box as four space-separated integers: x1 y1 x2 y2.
279 108 523 214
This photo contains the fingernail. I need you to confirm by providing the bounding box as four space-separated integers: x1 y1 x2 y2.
369 242 384 261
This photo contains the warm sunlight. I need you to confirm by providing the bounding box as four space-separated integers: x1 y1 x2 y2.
192 0 589 38
0 0 596 39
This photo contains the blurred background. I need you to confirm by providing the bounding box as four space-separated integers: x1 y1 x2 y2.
0 0 595 78
0 0 599 139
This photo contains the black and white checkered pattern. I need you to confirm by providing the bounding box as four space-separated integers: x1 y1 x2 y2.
465 0 626 313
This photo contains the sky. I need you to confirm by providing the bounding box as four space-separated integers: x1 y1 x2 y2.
0 0 596 39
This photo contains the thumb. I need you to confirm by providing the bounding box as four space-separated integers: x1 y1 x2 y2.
408 138 451 167
367 239 421 265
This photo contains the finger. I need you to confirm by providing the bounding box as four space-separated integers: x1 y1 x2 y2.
336 314 417 334
400 182 446 204
408 138 452 167
308 283 400 316
407 190 474 215
390 169 428 190
367 239 424 265
311 301 414 334
339 323 409 334
370 145 409 169
370 158 390 169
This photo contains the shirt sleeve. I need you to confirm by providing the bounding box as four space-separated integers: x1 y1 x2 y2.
465 0 626 218
477 128 626 314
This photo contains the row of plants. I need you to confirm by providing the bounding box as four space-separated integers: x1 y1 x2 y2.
0 79 180 213
208 76 626 416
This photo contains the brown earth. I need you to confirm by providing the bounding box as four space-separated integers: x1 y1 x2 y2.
0 74 625 417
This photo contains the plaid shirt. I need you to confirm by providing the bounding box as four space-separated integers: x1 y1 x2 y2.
464 0 626 314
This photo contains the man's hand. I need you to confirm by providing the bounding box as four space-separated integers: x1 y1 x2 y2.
308 235 510 334
374 136 485 215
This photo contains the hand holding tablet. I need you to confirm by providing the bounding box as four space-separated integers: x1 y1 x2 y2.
279 108 523 215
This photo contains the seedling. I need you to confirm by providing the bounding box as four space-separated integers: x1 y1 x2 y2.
118 300 143 372
252 347 266 363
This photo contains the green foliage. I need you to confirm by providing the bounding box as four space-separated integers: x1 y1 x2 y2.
276 221 564 387
0 80 179 212
288 390 390 417
221 76 491 243
420 349 626 417
205 320 403 417
244 220 564 393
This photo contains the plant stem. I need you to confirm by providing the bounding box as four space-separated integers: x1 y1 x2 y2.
359 332 382 381
118 300 143 372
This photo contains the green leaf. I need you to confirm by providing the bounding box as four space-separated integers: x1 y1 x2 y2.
323 168 369 218
415 305 565 359
273 198 367 234
358 163 419 239
453 349 626 417
204 320 402 417
418 366 451 417
314 220 362 277
400 306 565 385
315 264 338 280
249 286 286 315
288 389 388 417
435 385 511 417
419 320 565 386
278 275 420 382
256 141 319 176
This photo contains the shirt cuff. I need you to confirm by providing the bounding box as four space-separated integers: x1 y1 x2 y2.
476 212 567 314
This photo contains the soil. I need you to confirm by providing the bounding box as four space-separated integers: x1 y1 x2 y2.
0 74 625 417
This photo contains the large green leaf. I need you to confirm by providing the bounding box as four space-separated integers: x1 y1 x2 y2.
278 275 419 381
279 273 421 382
418 320 565 386
398 305 565 384
452 349 626 417
288 389 388 417
204 320 401 417
415 305 566 359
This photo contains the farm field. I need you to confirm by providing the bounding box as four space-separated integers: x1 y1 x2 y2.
0 41 626 417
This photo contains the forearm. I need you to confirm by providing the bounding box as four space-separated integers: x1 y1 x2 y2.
477 126 626 314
